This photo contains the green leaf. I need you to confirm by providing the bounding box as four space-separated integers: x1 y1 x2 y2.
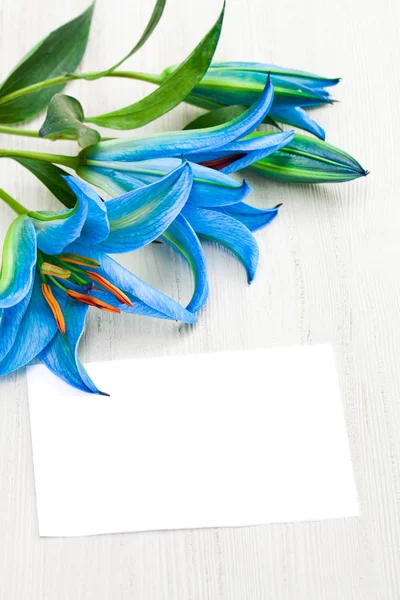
247 133 368 183
13 157 77 208
0 4 94 124
184 105 247 130
183 104 281 131
83 0 166 80
86 2 225 130
39 94 100 148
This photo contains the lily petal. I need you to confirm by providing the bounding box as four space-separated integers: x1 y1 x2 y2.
64 176 110 245
162 214 208 314
0 274 65 376
68 243 197 324
78 158 252 208
87 289 180 320
269 106 326 140
189 130 295 174
96 162 193 253
0 283 33 362
31 196 88 255
77 165 145 195
183 206 259 283
208 62 340 88
189 70 329 108
39 300 104 395
0 215 36 308
215 202 280 232
83 78 274 162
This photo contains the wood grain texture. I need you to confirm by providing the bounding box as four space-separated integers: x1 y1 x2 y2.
0 0 399 598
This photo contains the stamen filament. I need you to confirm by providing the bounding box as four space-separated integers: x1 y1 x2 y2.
48 276 68 292
69 271 90 286
51 258 89 286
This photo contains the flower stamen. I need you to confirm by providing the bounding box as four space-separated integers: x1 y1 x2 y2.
41 262 71 279
60 253 101 268
66 290 121 313
86 271 134 307
42 283 66 334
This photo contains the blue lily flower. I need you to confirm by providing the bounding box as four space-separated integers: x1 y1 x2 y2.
79 77 293 183
0 163 196 394
75 79 286 314
159 61 340 140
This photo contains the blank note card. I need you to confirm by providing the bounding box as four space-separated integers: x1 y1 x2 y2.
27 345 359 537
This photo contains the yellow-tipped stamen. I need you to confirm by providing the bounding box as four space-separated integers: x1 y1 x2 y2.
60 253 101 268
41 262 71 279
42 283 66 333
66 290 121 313
86 271 134 307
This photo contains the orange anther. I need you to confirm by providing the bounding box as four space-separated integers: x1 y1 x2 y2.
66 290 121 313
60 253 100 268
42 283 66 334
86 271 133 307
41 262 71 279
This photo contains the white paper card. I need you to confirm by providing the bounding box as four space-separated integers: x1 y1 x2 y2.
27 345 359 537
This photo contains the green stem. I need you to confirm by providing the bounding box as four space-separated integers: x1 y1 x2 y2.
104 70 163 85
0 187 28 215
0 125 114 141
0 148 78 169
0 125 40 138
0 70 163 107
0 74 74 106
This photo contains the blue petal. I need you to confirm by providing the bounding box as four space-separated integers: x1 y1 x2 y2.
87 289 179 320
188 163 252 207
0 283 33 362
0 274 65 375
162 214 208 313
78 158 252 209
269 106 326 140
39 300 104 395
208 62 340 88
187 131 295 174
84 79 274 161
31 197 88 255
96 162 193 253
77 165 145 195
67 243 197 324
183 206 259 283
191 70 329 108
222 130 294 173
64 176 110 245
0 215 36 308
215 202 280 232
271 76 331 107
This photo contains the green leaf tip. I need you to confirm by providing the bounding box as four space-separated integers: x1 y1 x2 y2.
0 4 95 124
82 0 166 81
86 1 225 130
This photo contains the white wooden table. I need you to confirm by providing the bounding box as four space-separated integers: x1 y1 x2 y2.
1 0 399 598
